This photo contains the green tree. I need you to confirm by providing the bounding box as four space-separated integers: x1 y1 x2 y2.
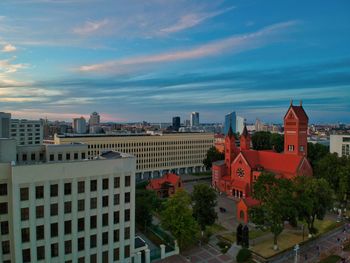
250 172 297 250
307 143 329 167
192 184 217 236
270 133 284 153
251 131 272 150
135 188 161 230
203 146 224 169
160 189 200 249
294 176 333 235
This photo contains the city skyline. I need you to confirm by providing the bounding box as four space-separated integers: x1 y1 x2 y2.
0 0 349 123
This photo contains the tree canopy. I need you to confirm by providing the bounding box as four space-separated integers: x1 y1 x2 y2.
251 131 284 153
203 146 224 169
135 187 161 230
307 142 329 167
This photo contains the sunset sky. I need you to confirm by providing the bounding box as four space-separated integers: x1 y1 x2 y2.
0 0 349 123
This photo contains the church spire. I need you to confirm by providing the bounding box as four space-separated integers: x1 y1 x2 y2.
242 124 248 137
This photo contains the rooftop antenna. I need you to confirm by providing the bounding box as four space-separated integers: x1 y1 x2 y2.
300 100 303 106
290 99 293 106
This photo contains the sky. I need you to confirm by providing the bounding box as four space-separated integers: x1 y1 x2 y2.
0 0 349 124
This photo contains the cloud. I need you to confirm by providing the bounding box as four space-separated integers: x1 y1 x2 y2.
73 19 109 36
159 6 235 34
78 20 299 73
1 43 17 52
0 58 28 73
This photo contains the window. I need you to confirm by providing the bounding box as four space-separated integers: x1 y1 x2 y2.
78 218 84 232
36 225 44 240
114 248 119 261
58 153 63 161
51 203 58 216
125 245 130 258
50 154 54 161
102 251 108 262
114 177 120 188
288 145 294 151
102 178 108 190
2 240 10 254
35 186 44 199
90 180 97 191
1 221 9 235
20 187 29 201
102 231 108 245
51 243 59 257
64 201 71 213
114 211 119 224
102 196 108 207
78 257 85 263
125 209 130 222
0 184 7 196
23 248 31 263
91 254 97 263
65 220 71 234
78 199 85 211
78 237 84 251
90 215 97 229
37 246 45 260
114 194 120 205
125 176 131 187
125 192 130 203
36 205 44 218
300 145 304 152
102 213 108 226
90 198 97 209
90 235 97 248
78 181 85 193
21 207 29 221
50 184 58 197
64 183 71 195
82 152 86 159
22 228 30 243
66 153 70 160
65 240 72 254
125 227 130 239
51 223 58 237
74 153 78 160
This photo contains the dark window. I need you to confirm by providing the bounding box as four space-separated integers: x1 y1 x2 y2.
37 246 45 260
125 192 130 203
90 215 97 229
74 153 78 160
22 228 30 243
65 240 72 254
51 223 58 237
102 251 108 262
50 184 58 197
78 218 84 232
64 201 71 213
102 213 108 226
82 152 86 159
114 229 119 242
36 186 44 199
66 153 70 160
0 184 7 196
90 180 97 191
125 227 130 239
64 220 71 234
22 153 27 161
78 257 85 263
90 234 97 248
31 153 36 161
77 181 85 193
2 240 10 254
114 211 119 224
1 221 9 235
50 154 54 161
78 199 84 211
90 198 97 209
91 254 97 263
125 209 130 222
36 225 44 240
51 243 59 257
114 177 120 188
102 178 108 190
20 187 29 201
125 176 131 187
102 196 108 207
125 245 130 258
23 248 31 263
58 153 63 161
21 207 29 221
36 205 44 218
51 203 58 216
64 183 71 195
78 237 84 251
114 194 120 205
114 248 119 261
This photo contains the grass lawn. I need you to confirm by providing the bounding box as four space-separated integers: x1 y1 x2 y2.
207 223 227 234
318 255 342 263
219 228 269 244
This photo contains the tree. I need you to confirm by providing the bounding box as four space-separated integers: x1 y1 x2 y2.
252 131 271 150
192 184 217 235
160 189 200 249
135 188 161 230
203 146 224 169
294 176 333 235
307 143 329 167
250 172 297 250
270 133 284 153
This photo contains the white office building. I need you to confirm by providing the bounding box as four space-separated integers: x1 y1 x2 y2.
73 117 87 134
0 138 145 263
190 112 199 127
330 134 350 157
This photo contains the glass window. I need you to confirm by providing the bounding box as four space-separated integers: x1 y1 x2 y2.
90 215 97 229
90 198 97 209
102 196 108 207
2 240 10 254
114 194 120 205
125 245 130 258
1 221 9 235
90 235 97 248
102 213 108 226
91 254 97 263
78 218 84 232
114 211 119 224
20 187 29 201
51 203 58 216
114 248 119 261
78 237 84 251
90 180 97 191
125 227 130 239
66 153 70 160
36 186 44 199
50 184 58 197
21 207 29 221
125 176 131 187
125 192 130 203
50 154 54 161
22 228 30 243
0 184 7 196
22 248 31 263
51 243 59 257
64 201 71 214
37 246 45 260
65 240 72 254
58 154 63 161
102 178 108 190
102 232 108 245
114 177 120 188
102 251 108 262
64 183 71 195
65 221 71 235
78 199 85 211
78 181 85 193
36 225 44 240
125 209 130 222
36 205 44 218
51 223 58 237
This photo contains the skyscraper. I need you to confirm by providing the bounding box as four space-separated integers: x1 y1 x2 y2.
224 112 236 135
73 117 87 134
172 116 180 131
190 112 199 127
0 112 11 138
89 111 100 126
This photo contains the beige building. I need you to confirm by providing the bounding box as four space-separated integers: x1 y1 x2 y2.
330 134 350 157
54 132 214 181
0 138 146 263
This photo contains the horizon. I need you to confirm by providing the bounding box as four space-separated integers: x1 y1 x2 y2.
1 0 350 123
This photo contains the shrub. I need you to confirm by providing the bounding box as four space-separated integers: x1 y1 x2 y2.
236 248 252 263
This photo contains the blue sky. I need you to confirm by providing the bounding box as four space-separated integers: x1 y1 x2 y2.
0 0 349 123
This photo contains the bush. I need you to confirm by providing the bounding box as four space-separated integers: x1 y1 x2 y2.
217 240 231 254
236 248 252 263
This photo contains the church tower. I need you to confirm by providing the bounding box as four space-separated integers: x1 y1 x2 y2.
225 126 237 176
284 100 309 156
240 125 251 150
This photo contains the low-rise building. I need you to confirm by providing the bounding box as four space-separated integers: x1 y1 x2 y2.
330 134 350 157
146 173 182 198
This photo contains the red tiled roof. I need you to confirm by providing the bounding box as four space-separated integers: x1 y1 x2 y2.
148 173 180 190
284 105 309 122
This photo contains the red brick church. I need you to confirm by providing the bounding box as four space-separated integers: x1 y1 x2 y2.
212 101 313 222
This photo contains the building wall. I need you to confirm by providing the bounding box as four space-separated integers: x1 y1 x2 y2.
10 119 43 146
224 112 236 136
0 112 11 138
330 135 350 157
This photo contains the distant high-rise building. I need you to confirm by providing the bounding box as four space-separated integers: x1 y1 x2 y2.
224 112 236 135
185 119 191 127
0 112 11 138
172 116 180 131
236 116 245 135
89 111 100 126
190 112 199 127
10 119 43 146
73 117 87 134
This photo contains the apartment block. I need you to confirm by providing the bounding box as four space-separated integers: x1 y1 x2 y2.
10 119 43 146
330 134 350 157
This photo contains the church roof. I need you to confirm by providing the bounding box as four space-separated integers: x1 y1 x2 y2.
284 104 309 122
241 124 249 137
227 125 234 138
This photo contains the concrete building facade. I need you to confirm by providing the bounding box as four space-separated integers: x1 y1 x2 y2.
330 134 350 157
10 119 43 146
73 118 87 134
